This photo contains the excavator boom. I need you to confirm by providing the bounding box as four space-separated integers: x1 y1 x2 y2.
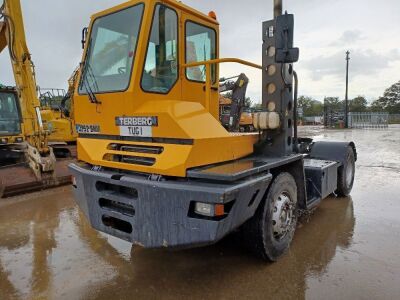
1 0 45 148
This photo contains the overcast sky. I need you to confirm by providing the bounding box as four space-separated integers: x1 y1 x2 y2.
1 0 399 104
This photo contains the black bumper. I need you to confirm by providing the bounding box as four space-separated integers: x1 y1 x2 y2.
69 163 272 248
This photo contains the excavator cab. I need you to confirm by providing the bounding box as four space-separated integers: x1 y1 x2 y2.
0 87 23 144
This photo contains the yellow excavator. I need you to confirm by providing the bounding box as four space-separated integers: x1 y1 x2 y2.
219 95 255 132
1 0 78 158
0 0 71 197
70 0 357 261
39 68 79 157
40 74 78 145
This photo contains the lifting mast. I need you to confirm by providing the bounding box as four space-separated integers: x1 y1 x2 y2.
0 0 55 178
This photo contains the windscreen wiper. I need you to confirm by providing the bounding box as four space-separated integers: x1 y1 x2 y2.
83 73 100 104
80 39 101 104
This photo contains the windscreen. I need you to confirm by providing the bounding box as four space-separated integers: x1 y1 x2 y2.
78 4 144 94
0 92 21 135
185 22 216 83
141 4 178 94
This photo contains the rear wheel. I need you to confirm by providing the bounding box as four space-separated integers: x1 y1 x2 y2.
336 146 355 197
243 172 298 261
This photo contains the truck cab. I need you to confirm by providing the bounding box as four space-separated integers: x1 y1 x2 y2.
74 0 257 177
70 0 357 261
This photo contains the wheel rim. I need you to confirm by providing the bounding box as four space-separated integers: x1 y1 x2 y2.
272 192 296 241
345 155 355 187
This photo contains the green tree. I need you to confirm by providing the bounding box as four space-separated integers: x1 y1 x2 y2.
298 96 323 116
324 97 343 111
223 91 253 108
370 81 400 114
349 96 368 112
244 97 252 108
252 103 264 111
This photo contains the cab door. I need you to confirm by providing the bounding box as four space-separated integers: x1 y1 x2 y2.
180 13 219 119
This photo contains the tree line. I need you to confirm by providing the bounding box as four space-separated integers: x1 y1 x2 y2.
297 80 400 117
249 80 400 116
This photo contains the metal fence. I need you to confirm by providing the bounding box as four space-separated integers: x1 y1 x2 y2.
389 114 400 124
349 112 389 129
324 109 345 128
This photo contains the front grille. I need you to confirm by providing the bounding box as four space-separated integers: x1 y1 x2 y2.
121 155 156 166
108 143 163 154
103 154 156 166
104 143 161 167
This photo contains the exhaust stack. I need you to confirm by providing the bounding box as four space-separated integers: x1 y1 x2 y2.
274 0 282 17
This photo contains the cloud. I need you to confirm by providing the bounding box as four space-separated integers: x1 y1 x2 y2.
302 49 400 81
329 30 365 46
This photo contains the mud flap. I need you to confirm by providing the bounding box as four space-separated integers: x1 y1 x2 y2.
309 141 357 166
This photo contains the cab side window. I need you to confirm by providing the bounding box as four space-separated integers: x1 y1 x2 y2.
185 22 216 83
141 5 178 94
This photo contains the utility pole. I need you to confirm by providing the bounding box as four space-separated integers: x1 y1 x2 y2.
345 50 350 128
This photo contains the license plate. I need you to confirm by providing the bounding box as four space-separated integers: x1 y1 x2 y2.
119 126 152 137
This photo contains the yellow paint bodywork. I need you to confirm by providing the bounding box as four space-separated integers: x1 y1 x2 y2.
240 112 254 126
41 109 77 143
74 0 259 177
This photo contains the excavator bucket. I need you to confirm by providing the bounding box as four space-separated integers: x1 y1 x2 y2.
0 158 72 198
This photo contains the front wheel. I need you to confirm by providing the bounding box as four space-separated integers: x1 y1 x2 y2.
242 172 298 261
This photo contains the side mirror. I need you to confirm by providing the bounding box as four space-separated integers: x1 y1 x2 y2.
81 27 88 50
275 13 299 63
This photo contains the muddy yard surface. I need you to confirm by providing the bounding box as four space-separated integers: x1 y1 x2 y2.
0 126 399 299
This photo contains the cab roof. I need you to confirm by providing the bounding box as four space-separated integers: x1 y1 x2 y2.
91 0 219 25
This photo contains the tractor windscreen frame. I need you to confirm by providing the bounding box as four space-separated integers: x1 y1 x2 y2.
78 3 145 95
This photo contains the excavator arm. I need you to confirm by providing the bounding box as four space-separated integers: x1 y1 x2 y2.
219 73 249 131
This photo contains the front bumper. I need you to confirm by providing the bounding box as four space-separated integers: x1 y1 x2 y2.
69 163 271 248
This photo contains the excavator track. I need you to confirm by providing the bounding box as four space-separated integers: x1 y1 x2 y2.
0 159 73 198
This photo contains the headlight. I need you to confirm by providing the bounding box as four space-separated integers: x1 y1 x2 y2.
15 137 23 143
194 202 224 217
0 138 8 144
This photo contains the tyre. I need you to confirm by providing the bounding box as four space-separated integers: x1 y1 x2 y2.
242 172 298 261
336 146 355 197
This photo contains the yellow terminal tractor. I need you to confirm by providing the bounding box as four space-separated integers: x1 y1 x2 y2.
70 0 356 261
